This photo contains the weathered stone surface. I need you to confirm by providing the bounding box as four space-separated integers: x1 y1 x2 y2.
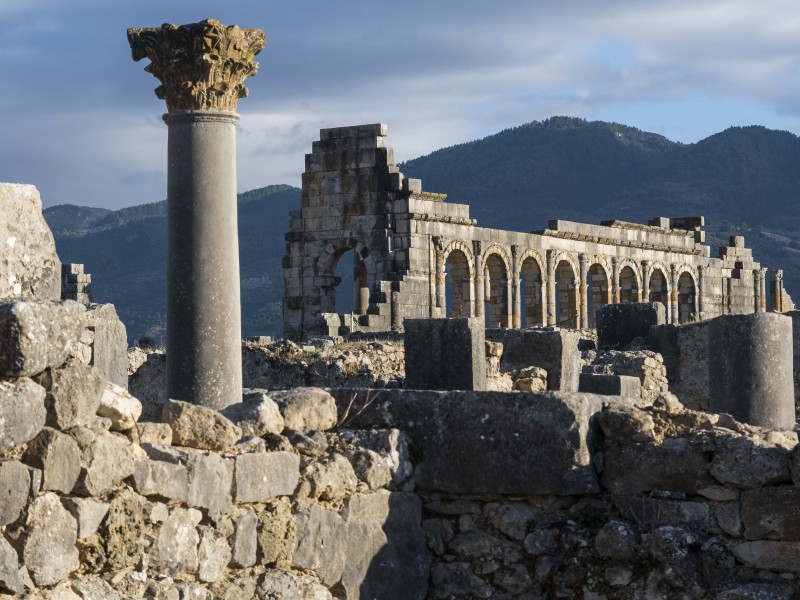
332 389 620 495
197 528 231 583
0 300 84 377
340 428 414 487
349 448 392 490
257 498 295 566
102 489 146 570
149 507 202 576
717 501 744 538
710 435 790 489
642 525 694 564
430 562 491 599
186 452 234 519
596 302 666 350
231 507 258 568
0 460 30 525
62 497 109 539
486 503 538 542
35 357 105 430
97 382 142 431
0 535 23 595
270 387 338 431
741 487 800 540
0 183 61 301
22 493 79 587
132 459 189 502
405 318 487 391
579 373 641 398
69 426 135 496
221 390 284 436
595 404 656 442
70 576 121 600
292 503 346 586
131 422 172 445
83 303 128 388
594 520 638 561
257 568 334 600
717 583 794 600
602 438 707 494
732 541 800 573
0 377 47 450
234 451 300 502
162 399 241 450
22 427 81 493
340 491 430 600
306 452 358 501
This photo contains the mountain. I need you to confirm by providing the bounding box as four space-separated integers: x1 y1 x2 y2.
46 118 800 343
45 185 299 344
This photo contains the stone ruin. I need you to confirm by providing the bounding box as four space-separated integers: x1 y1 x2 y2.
2 16 800 600
283 123 794 341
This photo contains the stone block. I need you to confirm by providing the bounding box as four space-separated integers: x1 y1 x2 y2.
332 389 620 495
233 451 300 502
230 507 257 568
185 453 233 520
84 304 128 390
149 507 202 576
717 583 793 600
0 460 30 525
710 435 790 489
97 382 142 430
601 439 707 494
257 497 295 566
61 497 109 539
0 535 24 595
162 399 241 451
270 387 337 431
34 357 105 430
69 426 135 496
0 183 61 301
0 377 46 450
486 328 581 391
0 300 85 377
221 389 284 436
708 313 794 430
596 302 666 350
404 318 486 391
732 541 800 573
579 373 641 398
305 453 358 501
648 321 710 411
22 493 79 587
22 427 81 493
292 504 346 586
132 460 189 502
197 528 231 583
741 487 800 540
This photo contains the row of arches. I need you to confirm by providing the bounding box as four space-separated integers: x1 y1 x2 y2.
442 246 698 328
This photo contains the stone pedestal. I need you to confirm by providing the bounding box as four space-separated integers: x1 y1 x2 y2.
708 313 794 430
129 19 265 408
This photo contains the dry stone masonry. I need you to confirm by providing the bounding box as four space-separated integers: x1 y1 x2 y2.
283 124 793 341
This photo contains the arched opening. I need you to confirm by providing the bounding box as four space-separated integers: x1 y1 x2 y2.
587 263 610 327
619 266 638 304
555 260 578 328
484 254 510 328
332 248 369 315
677 272 696 324
649 268 668 308
445 249 472 318
520 257 544 327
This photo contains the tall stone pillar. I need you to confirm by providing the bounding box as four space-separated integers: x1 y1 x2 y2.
611 257 620 304
697 265 705 320
546 250 556 326
128 20 266 409
641 260 650 303
472 241 484 319
578 254 588 329
760 268 768 313
669 264 679 324
511 246 521 328
770 269 784 312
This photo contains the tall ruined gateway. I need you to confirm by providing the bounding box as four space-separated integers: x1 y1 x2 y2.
283 123 792 340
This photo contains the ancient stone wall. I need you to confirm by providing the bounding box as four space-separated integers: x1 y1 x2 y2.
284 125 790 340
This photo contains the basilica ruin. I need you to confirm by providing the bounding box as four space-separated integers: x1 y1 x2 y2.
283 123 793 340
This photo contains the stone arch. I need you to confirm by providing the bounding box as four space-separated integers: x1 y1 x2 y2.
443 245 474 318
676 267 698 324
587 261 611 326
319 238 374 315
518 249 545 327
439 240 475 277
483 247 512 328
618 260 641 304
648 262 671 309
554 254 579 327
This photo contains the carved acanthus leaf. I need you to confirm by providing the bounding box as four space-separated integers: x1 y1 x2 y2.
128 19 266 112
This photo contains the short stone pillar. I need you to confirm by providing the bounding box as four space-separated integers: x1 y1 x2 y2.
128 20 265 408
404 318 486 390
596 302 666 350
708 313 794 430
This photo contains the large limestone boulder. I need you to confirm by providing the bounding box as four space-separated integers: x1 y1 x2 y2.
162 399 241 451
0 300 85 377
0 183 60 301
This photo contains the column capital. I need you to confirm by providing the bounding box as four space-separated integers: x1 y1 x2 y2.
128 19 266 112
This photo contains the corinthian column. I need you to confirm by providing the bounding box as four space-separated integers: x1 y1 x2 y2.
128 19 266 408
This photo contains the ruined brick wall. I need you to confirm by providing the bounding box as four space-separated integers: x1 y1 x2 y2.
284 125 784 340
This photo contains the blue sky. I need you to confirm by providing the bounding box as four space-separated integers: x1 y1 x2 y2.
3 0 800 209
